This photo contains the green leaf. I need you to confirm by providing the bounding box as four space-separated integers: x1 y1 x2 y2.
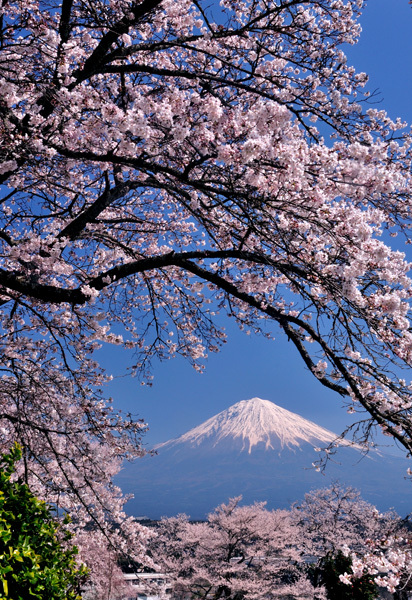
0 445 86 599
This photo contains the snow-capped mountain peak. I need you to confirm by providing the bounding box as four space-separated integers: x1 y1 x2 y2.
156 397 340 454
118 397 410 519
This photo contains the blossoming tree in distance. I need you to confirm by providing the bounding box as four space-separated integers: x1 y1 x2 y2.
0 0 412 586
150 497 317 600
292 484 410 595
150 491 409 599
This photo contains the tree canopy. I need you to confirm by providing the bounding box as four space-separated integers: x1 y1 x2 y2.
0 0 411 559
150 490 410 598
150 497 308 600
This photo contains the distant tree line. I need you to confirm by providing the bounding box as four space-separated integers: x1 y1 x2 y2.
142 484 412 600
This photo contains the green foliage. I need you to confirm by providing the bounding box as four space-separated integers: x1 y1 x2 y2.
319 551 378 600
0 443 87 600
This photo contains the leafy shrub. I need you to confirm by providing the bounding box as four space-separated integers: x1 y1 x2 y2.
0 443 87 599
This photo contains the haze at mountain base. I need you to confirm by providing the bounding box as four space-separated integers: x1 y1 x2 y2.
117 398 411 519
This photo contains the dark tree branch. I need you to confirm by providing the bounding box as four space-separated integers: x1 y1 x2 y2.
57 180 141 241
70 0 164 87
58 0 74 44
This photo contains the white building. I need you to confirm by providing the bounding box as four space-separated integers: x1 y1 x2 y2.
123 572 172 600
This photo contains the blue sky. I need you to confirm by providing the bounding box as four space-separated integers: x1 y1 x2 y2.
100 1 412 452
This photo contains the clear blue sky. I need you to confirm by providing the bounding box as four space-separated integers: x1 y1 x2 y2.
99 0 412 451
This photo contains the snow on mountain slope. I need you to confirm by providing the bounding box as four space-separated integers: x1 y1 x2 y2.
117 397 411 518
156 397 341 454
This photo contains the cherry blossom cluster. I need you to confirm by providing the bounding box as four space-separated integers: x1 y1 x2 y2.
339 540 412 593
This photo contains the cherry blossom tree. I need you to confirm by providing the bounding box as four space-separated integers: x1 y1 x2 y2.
1 0 412 565
292 484 408 595
149 491 410 599
293 484 401 557
149 496 322 600
76 529 137 600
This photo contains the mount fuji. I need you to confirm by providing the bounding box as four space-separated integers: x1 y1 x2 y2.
156 397 343 454
117 398 412 519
